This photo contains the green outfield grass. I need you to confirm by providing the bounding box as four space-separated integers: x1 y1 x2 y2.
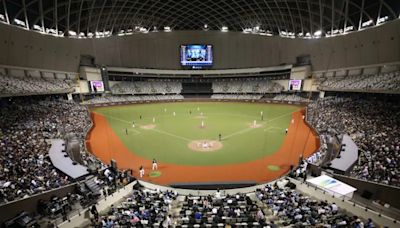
92 102 300 166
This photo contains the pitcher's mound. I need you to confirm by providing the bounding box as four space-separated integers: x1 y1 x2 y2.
249 123 262 128
188 140 223 152
141 124 156 130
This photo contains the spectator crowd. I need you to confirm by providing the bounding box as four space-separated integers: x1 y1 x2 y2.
90 180 376 227
256 179 373 227
0 97 92 204
0 73 75 95
307 96 400 186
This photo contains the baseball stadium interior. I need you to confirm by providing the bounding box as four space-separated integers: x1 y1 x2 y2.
0 0 400 227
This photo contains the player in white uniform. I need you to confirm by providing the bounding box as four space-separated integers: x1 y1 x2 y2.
139 165 145 178
152 159 158 170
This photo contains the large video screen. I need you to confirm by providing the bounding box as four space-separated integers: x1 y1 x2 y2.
288 79 302 91
89 80 104 92
180 44 213 69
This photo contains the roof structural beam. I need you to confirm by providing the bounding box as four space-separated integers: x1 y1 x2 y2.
295 0 304 34
306 0 313 34
146 0 179 31
119 0 140 32
127 1 148 30
103 0 118 32
22 0 29 29
381 1 397 19
284 0 296 34
77 0 84 35
335 0 345 32
110 0 130 34
273 0 288 33
39 0 44 32
210 1 245 29
2 0 10 24
136 0 168 29
66 0 72 35
318 0 323 32
358 0 365 30
376 0 383 25
262 0 281 33
232 0 262 29
331 0 334 34
252 0 274 32
86 0 96 34
343 0 349 32
54 0 58 34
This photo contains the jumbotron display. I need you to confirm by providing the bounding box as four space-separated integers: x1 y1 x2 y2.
180 44 213 69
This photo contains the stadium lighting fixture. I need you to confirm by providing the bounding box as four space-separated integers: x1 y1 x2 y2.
139 27 148 33
204 24 208 29
221 26 228 32
33 24 42 31
344 26 354 32
164 26 171 32
14 18 26 27
313 30 322 37
377 16 389 24
68 30 77 36
125 29 133 35
243 28 252 33
0 14 5 22
362 20 373 27
46 28 55 34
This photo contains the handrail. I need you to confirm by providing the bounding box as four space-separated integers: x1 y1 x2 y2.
290 177 399 225
0 182 78 207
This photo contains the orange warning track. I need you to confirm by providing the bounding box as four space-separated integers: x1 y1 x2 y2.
86 109 319 185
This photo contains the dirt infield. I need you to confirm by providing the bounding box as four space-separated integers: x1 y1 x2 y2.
188 140 223 152
140 124 156 130
86 109 319 185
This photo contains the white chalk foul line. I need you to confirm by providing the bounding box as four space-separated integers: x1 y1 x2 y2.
222 109 300 140
94 112 141 134
149 128 192 142
94 112 191 142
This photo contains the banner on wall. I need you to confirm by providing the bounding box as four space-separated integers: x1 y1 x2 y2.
288 79 302 91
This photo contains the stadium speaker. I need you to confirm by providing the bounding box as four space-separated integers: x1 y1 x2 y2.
361 190 373 199
295 54 311 66
80 55 95 66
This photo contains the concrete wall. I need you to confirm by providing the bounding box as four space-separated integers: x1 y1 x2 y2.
0 20 399 72
333 174 400 210
0 183 77 225
291 178 398 227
